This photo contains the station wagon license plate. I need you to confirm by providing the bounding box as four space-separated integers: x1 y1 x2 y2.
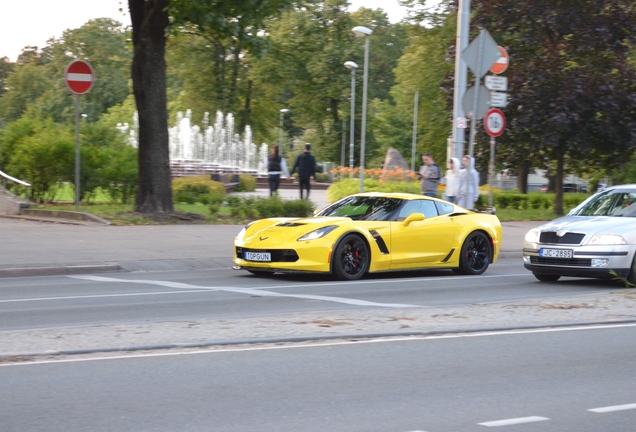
540 248 573 258
245 252 271 262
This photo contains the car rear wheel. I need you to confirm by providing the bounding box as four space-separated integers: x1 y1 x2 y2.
533 273 561 282
457 231 491 275
332 234 369 280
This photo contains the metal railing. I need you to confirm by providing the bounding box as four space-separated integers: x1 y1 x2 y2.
0 169 30 198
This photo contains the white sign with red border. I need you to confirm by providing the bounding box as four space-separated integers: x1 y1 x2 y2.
484 108 506 137
65 60 95 95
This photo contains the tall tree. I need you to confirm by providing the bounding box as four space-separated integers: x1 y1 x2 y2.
128 0 297 214
473 0 636 214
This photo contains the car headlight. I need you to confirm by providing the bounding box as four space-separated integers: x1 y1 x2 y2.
588 234 627 245
524 229 540 243
298 225 337 241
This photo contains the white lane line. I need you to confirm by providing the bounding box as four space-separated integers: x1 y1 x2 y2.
588 403 636 413
479 416 550 427
5 322 636 367
0 290 212 304
70 275 420 308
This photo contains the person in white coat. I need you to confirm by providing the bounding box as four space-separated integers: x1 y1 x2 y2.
444 157 461 203
458 155 479 208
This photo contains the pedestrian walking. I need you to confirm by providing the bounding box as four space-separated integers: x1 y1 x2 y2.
458 155 480 208
290 143 316 199
444 157 461 203
417 152 441 197
265 145 289 196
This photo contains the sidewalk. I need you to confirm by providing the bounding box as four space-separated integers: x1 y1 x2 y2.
0 187 538 278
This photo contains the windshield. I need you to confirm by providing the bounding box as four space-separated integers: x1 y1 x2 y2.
570 189 636 217
316 196 403 221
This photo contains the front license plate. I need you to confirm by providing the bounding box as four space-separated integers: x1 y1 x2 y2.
245 252 271 262
540 248 573 258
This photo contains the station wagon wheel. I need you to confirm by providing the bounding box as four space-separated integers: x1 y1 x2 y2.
332 234 369 280
457 231 491 275
533 273 560 282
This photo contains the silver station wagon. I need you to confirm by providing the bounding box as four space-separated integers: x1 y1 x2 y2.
523 184 636 282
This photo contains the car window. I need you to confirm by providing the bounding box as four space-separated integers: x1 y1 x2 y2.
396 199 438 220
571 190 636 217
316 196 403 221
435 201 455 215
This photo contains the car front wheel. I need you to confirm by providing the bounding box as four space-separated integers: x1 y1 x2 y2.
332 234 369 280
457 231 491 275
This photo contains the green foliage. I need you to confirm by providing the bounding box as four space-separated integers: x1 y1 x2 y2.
235 174 257 192
254 195 285 218
327 178 420 202
315 172 331 183
283 198 314 217
172 175 226 204
493 192 587 213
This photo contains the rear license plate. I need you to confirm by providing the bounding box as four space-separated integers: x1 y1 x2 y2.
540 248 573 258
245 252 271 262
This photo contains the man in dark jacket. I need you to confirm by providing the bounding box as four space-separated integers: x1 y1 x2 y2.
290 143 316 199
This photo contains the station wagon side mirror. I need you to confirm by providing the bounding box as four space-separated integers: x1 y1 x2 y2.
401 212 425 227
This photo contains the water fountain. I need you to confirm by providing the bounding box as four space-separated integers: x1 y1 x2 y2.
117 110 269 178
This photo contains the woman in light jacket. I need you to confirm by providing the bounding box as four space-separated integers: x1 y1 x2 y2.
444 157 460 203
458 155 479 209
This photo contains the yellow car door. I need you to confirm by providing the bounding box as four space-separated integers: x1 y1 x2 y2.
389 199 458 270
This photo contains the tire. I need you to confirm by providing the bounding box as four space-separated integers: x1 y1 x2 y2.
332 234 369 281
533 273 561 282
457 231 491 275
247 270 274 276
626 255 636 286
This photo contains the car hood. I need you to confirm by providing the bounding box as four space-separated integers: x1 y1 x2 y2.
240 217 352 247
535 215 636 237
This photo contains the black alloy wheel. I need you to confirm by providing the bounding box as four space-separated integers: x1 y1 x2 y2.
533 273 561 282
332 234 369 280
457 231 491 275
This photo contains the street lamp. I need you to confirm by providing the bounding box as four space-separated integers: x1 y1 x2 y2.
352 26 372 193
279 108 289 155
344 61 358 177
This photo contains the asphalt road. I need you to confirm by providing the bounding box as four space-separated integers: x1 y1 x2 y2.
0 260 622 331
3 324 636 432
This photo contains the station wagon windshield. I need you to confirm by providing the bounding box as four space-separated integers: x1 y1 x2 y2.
570 189 636 217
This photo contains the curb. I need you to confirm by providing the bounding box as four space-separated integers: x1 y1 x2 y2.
0 264 123 279
3 319 636 360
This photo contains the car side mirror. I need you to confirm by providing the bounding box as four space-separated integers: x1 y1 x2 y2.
401 212 425 227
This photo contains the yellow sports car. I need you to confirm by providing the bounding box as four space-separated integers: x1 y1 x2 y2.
233 192 502 280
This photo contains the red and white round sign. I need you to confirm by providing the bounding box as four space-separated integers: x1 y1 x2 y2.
489 46 509 75
484 108 506 137
65 60 95 95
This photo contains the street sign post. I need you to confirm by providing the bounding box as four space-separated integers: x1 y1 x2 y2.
65 60 95 210
490 46 509 74
484 108 506 137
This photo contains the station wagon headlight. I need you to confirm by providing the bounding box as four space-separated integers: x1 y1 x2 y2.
298 225 337 241
524 229 540 243
588 234 626 245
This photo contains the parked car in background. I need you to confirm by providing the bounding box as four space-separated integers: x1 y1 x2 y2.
523 184 636 282
563 183 588 193
537 186 549 192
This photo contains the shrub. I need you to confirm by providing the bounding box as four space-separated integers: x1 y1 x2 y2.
172 175 225 204
235 174 256 192
255 196 284 218
315 172 331 183
327 178 420 203
283 199 315 217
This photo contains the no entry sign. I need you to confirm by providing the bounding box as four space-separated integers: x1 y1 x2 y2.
489 46 509 75
484 108 506 137
65 60 95 95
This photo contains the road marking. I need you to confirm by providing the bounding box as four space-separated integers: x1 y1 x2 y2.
0 290 212 304
588 403 636 413
479 416 549 427
71 275 420 308
4 322 636 367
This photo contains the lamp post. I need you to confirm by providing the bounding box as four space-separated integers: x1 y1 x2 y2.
344 61 358 177
352 26 372 193
279 108 289 155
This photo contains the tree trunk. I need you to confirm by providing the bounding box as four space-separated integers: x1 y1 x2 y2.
240 79 252 132
517 160 530 193
554 145 565 215
227 48 241 115
129 0 173 214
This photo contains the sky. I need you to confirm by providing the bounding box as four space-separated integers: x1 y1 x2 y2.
0 0 409 62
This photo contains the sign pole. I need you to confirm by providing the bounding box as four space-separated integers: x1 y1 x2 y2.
74 94 80 210
489 137 495 207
